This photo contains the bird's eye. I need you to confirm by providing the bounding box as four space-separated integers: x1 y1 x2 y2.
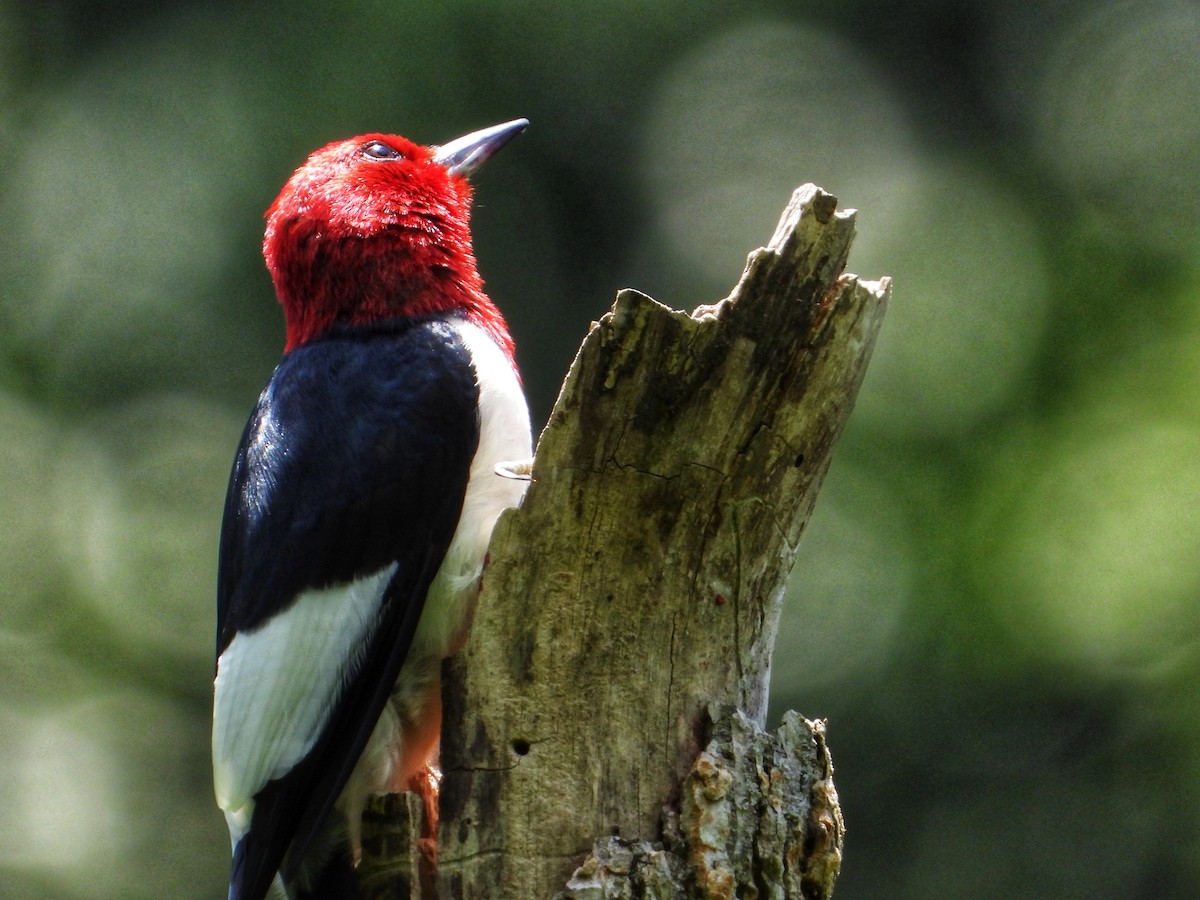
361 141 402 160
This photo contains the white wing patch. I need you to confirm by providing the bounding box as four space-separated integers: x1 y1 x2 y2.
212 563 397 844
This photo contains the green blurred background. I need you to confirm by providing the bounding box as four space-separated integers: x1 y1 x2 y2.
2 1 1198 897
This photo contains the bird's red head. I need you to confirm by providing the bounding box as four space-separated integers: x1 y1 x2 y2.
263 120 526 355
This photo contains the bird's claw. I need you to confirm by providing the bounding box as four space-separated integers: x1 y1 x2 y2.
495 457 534 480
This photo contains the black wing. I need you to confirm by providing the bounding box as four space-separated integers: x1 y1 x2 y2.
214 318 479 900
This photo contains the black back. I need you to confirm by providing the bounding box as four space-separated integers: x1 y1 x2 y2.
217 317 479 900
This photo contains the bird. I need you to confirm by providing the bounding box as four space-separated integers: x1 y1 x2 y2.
211 119 533 900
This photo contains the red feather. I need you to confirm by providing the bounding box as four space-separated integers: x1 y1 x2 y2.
263 133 514 360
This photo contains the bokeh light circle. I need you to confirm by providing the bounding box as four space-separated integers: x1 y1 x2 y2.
0 21 261 404
776 462 912 694
637 17 916 291
53 395 244 665
0 688 224 897
1033 0 1200 254
975 411 1200 669
638 19 1049 436
850 162 1049 437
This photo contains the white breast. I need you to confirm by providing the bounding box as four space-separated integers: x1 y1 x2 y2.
411 316 533 658
336 316 532 852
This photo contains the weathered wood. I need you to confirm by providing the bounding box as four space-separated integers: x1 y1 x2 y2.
357 790 430 898
361 184 888 897
559 711 843 900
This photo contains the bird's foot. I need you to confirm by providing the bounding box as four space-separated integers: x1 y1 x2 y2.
494 457 534 480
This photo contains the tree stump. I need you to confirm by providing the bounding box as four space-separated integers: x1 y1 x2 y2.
361 184 889 898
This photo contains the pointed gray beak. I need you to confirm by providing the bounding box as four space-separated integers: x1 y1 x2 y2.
433 118 528 178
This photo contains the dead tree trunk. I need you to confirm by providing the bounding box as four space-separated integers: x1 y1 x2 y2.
359 185 890 898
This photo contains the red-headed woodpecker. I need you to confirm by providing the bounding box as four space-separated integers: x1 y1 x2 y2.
212 120 532 900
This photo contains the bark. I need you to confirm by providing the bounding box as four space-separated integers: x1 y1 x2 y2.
360 185 889 898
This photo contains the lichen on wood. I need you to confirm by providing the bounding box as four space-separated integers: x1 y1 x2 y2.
560 711 842 900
